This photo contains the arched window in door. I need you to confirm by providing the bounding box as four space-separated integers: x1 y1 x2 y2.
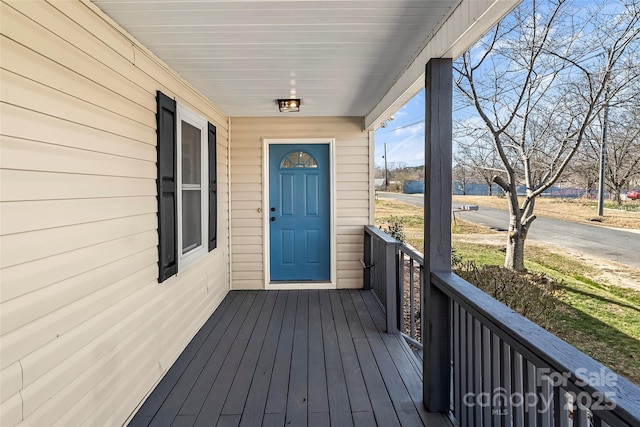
280 151 318 169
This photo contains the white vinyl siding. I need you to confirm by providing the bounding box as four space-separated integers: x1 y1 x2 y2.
0 1 229 426
230 117 370 290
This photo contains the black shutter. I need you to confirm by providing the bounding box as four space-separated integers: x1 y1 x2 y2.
208 122 217 251
156 91 177 282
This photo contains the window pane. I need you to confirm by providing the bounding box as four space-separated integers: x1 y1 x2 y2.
182 121 201 185
182 189 202 253
280 151 318 169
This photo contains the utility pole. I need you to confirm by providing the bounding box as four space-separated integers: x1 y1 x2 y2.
384 143 388 191
597 75 610 216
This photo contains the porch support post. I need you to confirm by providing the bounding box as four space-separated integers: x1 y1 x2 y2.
423 58 452 412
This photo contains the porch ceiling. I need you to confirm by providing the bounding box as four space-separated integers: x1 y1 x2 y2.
92 0 518 127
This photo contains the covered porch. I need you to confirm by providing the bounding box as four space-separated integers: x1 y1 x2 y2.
4 0 639 426
1 1 520 425
129 225 640 427
128 289 448 427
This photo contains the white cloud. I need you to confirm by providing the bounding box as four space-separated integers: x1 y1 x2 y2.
393 121 424 137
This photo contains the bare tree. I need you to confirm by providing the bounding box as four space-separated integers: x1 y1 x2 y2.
452 161 471 194
588 72 640 203
607 114 640 202
454 0 640 270
454 130 505 195
565 145 599 197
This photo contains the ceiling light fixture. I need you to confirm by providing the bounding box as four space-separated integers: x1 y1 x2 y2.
277 98 301 113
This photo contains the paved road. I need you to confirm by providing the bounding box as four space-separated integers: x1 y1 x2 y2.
380 192 640 270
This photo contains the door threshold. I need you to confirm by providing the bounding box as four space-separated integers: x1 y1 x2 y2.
270 280 331 284
266 281 336 290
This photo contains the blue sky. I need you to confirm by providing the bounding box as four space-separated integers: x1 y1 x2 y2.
371 0 629 169
373 89 426 168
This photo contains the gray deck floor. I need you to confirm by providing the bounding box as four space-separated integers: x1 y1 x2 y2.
128 290 449 427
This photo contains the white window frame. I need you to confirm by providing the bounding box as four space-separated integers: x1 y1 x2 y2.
176 103 208 270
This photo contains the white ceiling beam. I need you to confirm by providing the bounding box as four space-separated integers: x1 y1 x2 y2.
364 0 521 131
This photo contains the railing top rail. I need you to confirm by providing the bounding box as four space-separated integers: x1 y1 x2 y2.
364 225 401 245
432 271 640 425
398 242 423 264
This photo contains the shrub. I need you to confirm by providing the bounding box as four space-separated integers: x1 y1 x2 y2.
380 216 406 243
452 258 564 329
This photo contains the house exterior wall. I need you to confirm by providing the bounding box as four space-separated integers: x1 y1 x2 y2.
230 117 371 290
0 1 230 426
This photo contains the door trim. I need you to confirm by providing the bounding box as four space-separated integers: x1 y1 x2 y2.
262 138 337 289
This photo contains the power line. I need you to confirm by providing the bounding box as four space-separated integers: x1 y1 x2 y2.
376 117 424 134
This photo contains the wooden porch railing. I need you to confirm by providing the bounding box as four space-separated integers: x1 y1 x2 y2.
362 225 425 348
362 225 640 427
362 225 400 334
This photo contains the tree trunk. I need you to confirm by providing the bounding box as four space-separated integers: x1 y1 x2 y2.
485 176 493 196
504 198 527 271
613 186 622 205
505 229 526 271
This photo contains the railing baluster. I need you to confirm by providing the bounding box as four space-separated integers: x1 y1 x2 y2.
502 342 513 427
482 325 492 426
453 302 462 424
473 319 482 425
419 265 424 343
524 361 536 427
539 373 552 427
466 312 474 425
377 238 386 308
460 307 468 427
575 405 589 427
492 333 503 427
385 238 397 333
555 387 570 427
512 351 525 427
592 411 603 427
409 257 415 340
398 250 405 333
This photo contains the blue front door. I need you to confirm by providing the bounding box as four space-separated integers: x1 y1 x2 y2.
269 144 330 281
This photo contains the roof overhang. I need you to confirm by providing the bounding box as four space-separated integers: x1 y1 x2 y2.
364 0 521 130
92 0 520 128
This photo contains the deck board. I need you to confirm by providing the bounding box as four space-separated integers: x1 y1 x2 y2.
286 291 309 427
180 292 257 416
222 292 280 416
129 290 448 427
194 292 270 425
236 291 288 427
307 290 329 415
331 291 372 414
264 291 297 415
320 290 355 427
139 292 241 422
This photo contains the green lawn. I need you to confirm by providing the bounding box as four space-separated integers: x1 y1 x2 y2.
376 199 640 385
453 242 640 384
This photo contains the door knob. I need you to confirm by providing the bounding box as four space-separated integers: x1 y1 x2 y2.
270 217 276 222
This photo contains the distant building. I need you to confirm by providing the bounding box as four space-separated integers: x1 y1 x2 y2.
403 180 425 194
